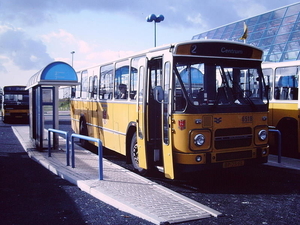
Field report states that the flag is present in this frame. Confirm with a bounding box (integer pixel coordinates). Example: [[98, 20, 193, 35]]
[[240, 22, 248, 40]]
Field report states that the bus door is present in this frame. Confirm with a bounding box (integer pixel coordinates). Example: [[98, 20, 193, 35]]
[[161, 56, 174, 179], [136, 57, 148, 169], [148, 56, 174, 179]]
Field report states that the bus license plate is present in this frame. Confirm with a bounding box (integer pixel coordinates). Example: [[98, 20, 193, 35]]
[[223, 160, 244, 168]]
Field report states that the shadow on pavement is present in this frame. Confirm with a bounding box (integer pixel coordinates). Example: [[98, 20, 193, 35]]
[[0, 151, 87, 225]]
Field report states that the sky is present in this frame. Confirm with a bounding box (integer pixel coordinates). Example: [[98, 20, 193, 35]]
[[0, 0, 299, 87]]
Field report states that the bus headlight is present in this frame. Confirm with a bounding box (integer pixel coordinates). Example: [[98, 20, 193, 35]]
[[258, 129, 267, 141], [194, 134, 205, 146]]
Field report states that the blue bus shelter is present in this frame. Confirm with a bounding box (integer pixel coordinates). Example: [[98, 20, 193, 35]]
[[26, 62, 78, 150]]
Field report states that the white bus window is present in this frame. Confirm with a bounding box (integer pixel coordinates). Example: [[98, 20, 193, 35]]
[[262, 68, 273, 100], [88, 76, 93, 99], [93, 76, 98, 100], [130, 57, 143, 100], [81, 70, 88, 99], [274, 66, 299, 100], [100, 64, 113, 100], [75, 71, 82, 98], [89, 75, 98, 100], [115, 61, 129, 99]]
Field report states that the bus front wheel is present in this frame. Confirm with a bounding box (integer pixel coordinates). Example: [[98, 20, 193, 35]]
[[130, 133, 147, 175]]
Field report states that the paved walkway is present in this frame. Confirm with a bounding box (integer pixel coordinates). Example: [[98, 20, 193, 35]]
[[12, 126, 221, 225], [267, 154, 300, 171]]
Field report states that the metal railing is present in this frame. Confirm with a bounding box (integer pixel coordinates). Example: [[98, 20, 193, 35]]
[[70, 133, 103, 180], [48, 129, 70, 166], [269, 128, 282, 163]]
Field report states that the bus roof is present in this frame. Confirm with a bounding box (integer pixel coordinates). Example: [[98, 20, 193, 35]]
[[76, 39, 263, 72]]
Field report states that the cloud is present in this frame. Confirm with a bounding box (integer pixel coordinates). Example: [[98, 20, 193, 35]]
[[0, 0, 298, 30], [0, 26, 53, 71], [230, 0, 268, 19], [0, 0, 241, 30], [42, 29, 93, 54], [0, 0, 297, 74]]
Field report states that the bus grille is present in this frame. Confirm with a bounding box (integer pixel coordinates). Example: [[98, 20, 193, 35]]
[[214, 127, 252, 149]]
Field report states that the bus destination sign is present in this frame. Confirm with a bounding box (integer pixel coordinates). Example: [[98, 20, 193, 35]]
[[175, 42, 263, 60]]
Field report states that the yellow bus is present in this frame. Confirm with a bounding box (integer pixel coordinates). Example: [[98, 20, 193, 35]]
[[262, 61, 300, 158], [70, 40, 269, 179], [1, 85, 29, 123]]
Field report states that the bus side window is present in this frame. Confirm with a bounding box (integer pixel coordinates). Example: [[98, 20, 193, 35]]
[[275, 68, 299, 100], [88, 76, 98, 99], [93, 76, 98, 100], [262, 68, 273, 100], [75, 71, 82, 98], [115, 62, 129, 100], [100, 64, 113, 100], [88, 76, 93, 99], [130, 66, 138, 100], [81, 71, 88, 99]]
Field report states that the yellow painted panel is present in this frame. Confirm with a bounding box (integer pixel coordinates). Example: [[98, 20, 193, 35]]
[[162, 121, 175, 179], [269, 102, 299, 126]]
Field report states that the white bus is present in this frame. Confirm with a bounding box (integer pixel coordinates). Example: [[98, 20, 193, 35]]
[[262, 61, 300, 158]]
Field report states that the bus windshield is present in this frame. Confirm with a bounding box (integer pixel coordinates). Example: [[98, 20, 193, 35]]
[[174, 58, 268, 112], [4, 93, 29, 105]]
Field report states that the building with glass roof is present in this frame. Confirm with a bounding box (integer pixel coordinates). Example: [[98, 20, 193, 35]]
[[192, 2, 300, 62]]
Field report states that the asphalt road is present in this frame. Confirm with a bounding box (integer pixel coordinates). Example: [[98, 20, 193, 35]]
[[0, 121, 152, 225], [1, 114, 300, 225]]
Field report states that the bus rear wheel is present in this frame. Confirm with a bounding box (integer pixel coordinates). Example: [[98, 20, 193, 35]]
[[130, 133, 147, 175]]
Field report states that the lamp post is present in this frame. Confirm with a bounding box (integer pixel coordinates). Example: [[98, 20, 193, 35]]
[[70, 51, 75, 67], [146, 14, 164, 47]]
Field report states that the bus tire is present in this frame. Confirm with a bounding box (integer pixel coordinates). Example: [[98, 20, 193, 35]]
[[130, 133, 147, 175], [79, 118, 89, 148]]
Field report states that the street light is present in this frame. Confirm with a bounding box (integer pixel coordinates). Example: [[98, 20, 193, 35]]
[[146, 14, 164, 47], [70, 51, 75, 67]]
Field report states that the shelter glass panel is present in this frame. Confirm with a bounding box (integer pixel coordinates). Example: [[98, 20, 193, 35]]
[[286, 41, 300, 51], [274, 34, 289, 44], [271, 8, 286, 20], [265, 26, 279, 37], [286, 4, 300, 17], [282, 51, 299, 62], [290, 31, 300, 41], [206, 30, 215, 39], [247, 16, 259, 26], [258, 12, 272, 23], [260, 37, 274, 47], [213, 27, 225, 39], [255, 22, 268, 31], [278, 23, 294, 34], [282, 14, 298, 25]]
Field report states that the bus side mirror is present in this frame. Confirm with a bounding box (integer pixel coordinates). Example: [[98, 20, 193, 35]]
[[153, 86, 164, 103]]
